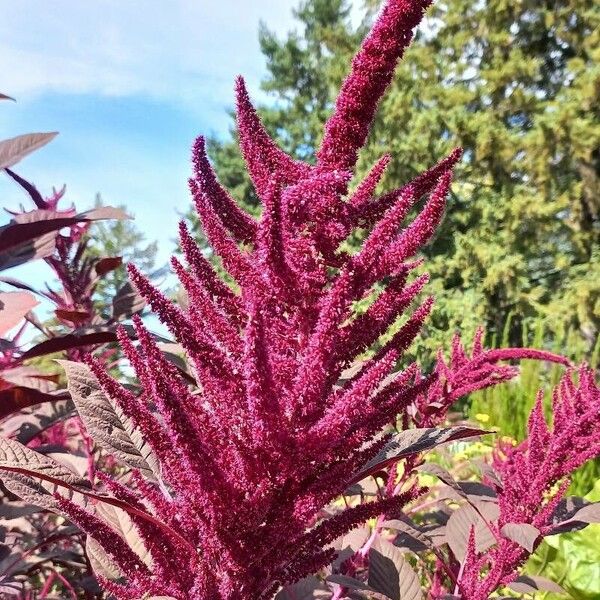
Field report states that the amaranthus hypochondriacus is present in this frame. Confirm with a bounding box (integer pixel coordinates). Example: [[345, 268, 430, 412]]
[[0, 1, 596, 599]]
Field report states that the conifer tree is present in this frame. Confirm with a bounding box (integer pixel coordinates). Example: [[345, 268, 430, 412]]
[[86, 194, 158, 309]]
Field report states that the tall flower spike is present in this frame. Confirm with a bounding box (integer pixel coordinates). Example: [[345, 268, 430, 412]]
[[191, 136, 257, 244], [379, 171, 452, 275], [190, 180, 265, 293], [339, 271, 429, 362], [177, 220, 244, 324], [354, 147, 463, 228], [171, 255, 243, 356], [317, 0, 433, 170], [235, 76, 311, 198], [349, 154, 392, 208], [54, 496, 154, 595]]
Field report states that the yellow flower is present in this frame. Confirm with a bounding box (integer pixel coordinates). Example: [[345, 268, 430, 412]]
[[475, 413, 490, 423]]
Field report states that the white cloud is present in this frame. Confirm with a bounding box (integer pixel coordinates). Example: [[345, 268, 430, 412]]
[[0, 0, 300, 107]]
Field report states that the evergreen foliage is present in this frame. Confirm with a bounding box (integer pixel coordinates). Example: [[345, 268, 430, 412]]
[[85, 194, 158, 310]]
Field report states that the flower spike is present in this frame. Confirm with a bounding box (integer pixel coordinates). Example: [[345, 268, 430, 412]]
[[317, 0, 434, 170], [36, 1, 586, 598], [235, 76, 311, 198]]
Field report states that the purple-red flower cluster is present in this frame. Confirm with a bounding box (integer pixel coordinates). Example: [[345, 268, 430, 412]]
[[41, 1, 580, 599], [458, 367, 600, 598]]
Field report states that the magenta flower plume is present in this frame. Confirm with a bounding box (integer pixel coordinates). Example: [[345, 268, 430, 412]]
[[235, 76, 311, 197], [192, 135, 258, 244], [317, 0, 434, 171], [47, 2, 570, 599], [458, 367, 600, 599]]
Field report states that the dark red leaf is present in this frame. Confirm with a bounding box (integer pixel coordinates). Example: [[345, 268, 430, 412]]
[[0, 450, 194, 553], [509, 575, 565, 594], [549, 497, 600, 533], [349, 427, 489, 486], [0, 206, 129, 255], [112, 280, 146, 320], [94, 256, 122, 276], [80, 206, 129, 221], [275, 576, 330, 599], [0, 230, 56, 271], [369, 536, 422, 600], [4, 168, 46, 208], [326, 575, 392, 600], [0, 276, 40, 295], [382, 517, 435, 553], [21, 331, 117, 360], [0, 386, 69, 420], [500, 523, 540, 552], [0, 366, 60, 391], [55, 308, 92, 325], [6, 400, 74, 444], [10, 208, 74, 224], [415, 463, 463, 493], [446, 503, 500, 562]]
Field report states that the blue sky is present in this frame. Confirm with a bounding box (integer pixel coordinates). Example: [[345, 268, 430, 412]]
[[0, 0, 330, 268]]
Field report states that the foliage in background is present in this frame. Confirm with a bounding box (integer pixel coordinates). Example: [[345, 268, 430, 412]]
[[85, 194, 158, 313], [196, 0, 599, 354]]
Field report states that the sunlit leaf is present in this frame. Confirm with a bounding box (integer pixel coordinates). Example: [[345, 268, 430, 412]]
[[500, 523, 540, 553], [369, 535, 423, 600], [0, 132, 58, 169], [59, 360, 159, 480], [509, 575, 565, 594], [446, 503, 499, 562], [349, 427, 488, 485], [0, 291, 38, 336]]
